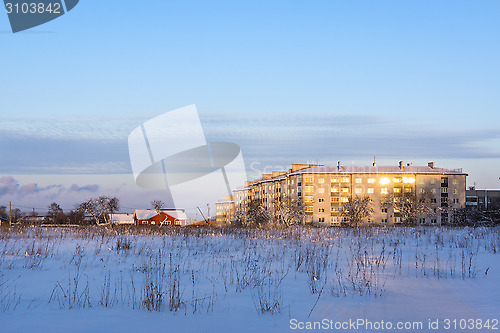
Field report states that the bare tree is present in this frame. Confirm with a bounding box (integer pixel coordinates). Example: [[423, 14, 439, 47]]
[[340, 196, 373, 227], [151, 200, 167, 225], [10, 208, 24, 224], [47, 202, 65, 224], [0, 206, 8, 222], [244, 198, 271, 227], [381, 189, 436, 226], [77, 196, 120, 225], [66, 210, 85, 225], [274, 195, 305, 226]]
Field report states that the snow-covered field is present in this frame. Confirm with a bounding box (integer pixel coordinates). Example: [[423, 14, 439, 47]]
[[0, 226, 498, 333]]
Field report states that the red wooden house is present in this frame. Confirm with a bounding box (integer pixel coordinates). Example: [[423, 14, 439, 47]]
[[133, 209, 187, 226]]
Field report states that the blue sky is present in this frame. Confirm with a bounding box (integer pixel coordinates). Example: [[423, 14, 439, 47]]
[[1, 0, 500, 212]]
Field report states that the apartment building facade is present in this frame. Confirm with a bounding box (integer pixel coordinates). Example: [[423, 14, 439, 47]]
[[217, 161, 467, 226], [215, 195, 235, 225]]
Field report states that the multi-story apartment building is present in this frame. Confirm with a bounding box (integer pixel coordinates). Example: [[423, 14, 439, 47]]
[[216, 161, 467, 226], [215, 195, 235, 225]]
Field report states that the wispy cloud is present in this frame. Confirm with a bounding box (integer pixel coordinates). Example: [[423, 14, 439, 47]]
[[0, 115, 147, 142], [0, 176, 99, 200], [0, 133, 131, 174], [68, 184, 100, 192], [201, 113, 500, 163], [2, 112, 500, 176]]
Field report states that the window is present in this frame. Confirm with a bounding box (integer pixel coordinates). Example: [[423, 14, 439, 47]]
[[419, 178, 425, 184], [380, 178, 390, 185], [431, 189, 436, 193], [394, 188, 401, 193], [305, 196, 313, 202], [381, 218, 388, 223], [305, 177, 313, 183], [331, 206, 338, 212], [431, 179, 436, 184], [453, 179, 458, 185], [381, 208, 388, 213], [331, 177, 339, 183], [355, 178, 362, 184], [368, 178, 375, 184], [367, 188, 374, 194], [340, 197, 349, 203], [318, 198, 324, 203], [318, 208, 325, 213], [441, 187, 448, 193], [395, 217, 402, 223], [381, 188, 388, 194], [403, 176, 415, 184], [306, 206, 313, 212], [420, 189, 425, 193], [431, 218, 437, 224], [453, 198, 459, 204], [441, 197, 448, 203], [331, 216, 340, 223], [342, 187, 349, 193], [331, 187, 339, 193], [331, 197, 339, 203], [431, 198, 437, 203], [305, 186, 313, 193], [318, 188, 325, 194], [318, 217, 325, 222], [318, 178, 325, 183], [355, 188, 363, 194], [453, 189, 458, 194], [419, 218, 426, 224], [393, 178, 401, 183]]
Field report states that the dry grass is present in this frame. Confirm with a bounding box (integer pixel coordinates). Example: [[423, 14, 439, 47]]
[[0, 225, 498, 315]]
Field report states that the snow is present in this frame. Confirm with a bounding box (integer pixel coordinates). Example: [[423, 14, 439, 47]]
[[0, 226, 498, 333]]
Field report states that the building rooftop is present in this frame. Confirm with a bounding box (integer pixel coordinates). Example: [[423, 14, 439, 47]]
[[295, 165, 467, 175]]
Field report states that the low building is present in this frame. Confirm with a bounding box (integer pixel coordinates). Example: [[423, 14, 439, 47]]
[[215, 195, 235, 225], [109, 213, 135, 225], [466, 187, 500, 211], [133, 209, 188, 226]]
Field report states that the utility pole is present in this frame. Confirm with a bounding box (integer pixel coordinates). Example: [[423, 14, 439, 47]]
[[207, 204, 210, 223], [9, 201, 12, 226]]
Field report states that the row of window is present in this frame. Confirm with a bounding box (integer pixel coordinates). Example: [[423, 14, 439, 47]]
[[318, 216, 439, 224], [303, 176, 460, 185], [306, 196, 460, 204], [304, 187, 460, 195]]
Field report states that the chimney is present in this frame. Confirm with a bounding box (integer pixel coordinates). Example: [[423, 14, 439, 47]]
[[399, 161, 403, 170], [338, 161, 341, 171], [428, 162, 435, 169]]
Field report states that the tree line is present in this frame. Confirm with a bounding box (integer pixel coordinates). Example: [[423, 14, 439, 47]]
[[231, 191, 499, 228], [0, 196, 120, 225]]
